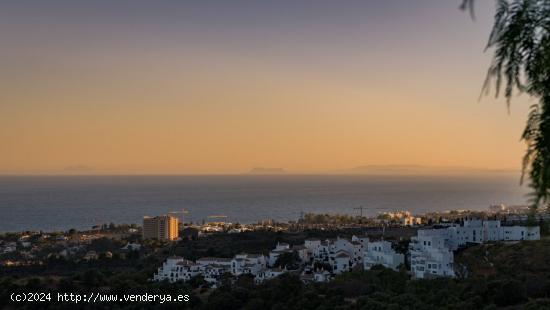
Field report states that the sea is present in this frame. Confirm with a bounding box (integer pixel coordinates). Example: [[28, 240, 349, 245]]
[[0, 174, 529, 232]]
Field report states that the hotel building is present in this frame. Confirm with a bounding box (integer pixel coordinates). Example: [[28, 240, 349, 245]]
[[143, 215, 179, 241]]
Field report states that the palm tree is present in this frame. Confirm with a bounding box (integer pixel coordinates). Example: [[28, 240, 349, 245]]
[[464, 0, 550, 210]]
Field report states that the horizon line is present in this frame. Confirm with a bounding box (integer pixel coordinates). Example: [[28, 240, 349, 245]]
[[0, 171, 523, 177]]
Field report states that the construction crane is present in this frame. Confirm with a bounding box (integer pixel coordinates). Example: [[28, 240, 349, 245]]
[[354, 206, 366, 217], [168, 209, 189, 225]]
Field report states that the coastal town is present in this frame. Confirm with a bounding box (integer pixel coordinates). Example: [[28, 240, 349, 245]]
[[1, 204, 550, 309], [0, 204, 546, 278]]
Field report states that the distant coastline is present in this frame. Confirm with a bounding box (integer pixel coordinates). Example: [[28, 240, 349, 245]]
[[247, 167, 286, 175], [0, 164, 520, 176], [347, 165, 519, 176]]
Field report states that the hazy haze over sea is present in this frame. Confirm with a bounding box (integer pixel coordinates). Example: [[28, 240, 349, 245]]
[[0, 174, 528, 232]]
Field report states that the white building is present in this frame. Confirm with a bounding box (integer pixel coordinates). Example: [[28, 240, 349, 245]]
[[155, 256, 235, 284], [331, 237, 355, 258], [502, 225, 540, 241], [231, 253, 267, 276], [332, 251, 351, 274], [446, 219, 484, 250], [351, 235, 369, 249], [177, 260, 202, 281], [153, 256, 201, 283], [255, 268, 285, 283], [196, 257, 232, 267], [363, 240, 404, 271], [316, 237, 363, 270], [402, 216, 422, 226], [121, 242, 142, 251], [409, 220, 541, 279], [304, 239, 321, 251], [380, 210, 422, 226], [483, 220, 502, 241], [313, 270, 331, 282], [409, 231, 455, 279], [155, 252, 279, 286], [313, 241, 330, 262], [203, 264, 231, 285], [304, 235, 369, 273], [447, 220, 541, 249], [351, 235, 369, 265]]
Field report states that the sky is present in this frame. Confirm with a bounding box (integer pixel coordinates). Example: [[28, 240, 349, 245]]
[[0, 0, 535, 175]]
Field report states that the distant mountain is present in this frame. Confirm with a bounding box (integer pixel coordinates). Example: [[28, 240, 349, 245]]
[[248, 167, 286, 175], [350, 165, 517, 175]]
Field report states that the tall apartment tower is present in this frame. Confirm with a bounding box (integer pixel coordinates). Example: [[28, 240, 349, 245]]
[[142, 215, 179, 241]]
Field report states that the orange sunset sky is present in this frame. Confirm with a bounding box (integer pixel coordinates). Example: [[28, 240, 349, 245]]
[[0, 1, 534, 175]]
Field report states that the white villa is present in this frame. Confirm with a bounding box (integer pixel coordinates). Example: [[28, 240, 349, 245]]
[[363, 240, 404, 271], [332, 251, 351, 274], [153, 256, 201, 283], [231, 253, 267, 276], [302, 236, 368, 273], [154, 256, 234, 285]]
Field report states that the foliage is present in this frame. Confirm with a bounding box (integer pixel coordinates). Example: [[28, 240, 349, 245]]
[[273, 251, 301, 269], [466, 0, 550, 209], [300, 213, 360, 225]]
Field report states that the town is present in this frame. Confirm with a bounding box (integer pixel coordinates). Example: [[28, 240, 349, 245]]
[[0, 204, 546, 273], [152, 217, 540, 286], [1, 204, 549, 309]]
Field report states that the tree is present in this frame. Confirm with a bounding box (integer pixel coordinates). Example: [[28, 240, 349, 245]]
[[273, 251, 301, 270], [464, 0, 550, 210]]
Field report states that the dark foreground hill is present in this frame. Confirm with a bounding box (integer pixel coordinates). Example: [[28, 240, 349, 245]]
[[2, 238, 550, 309], [455, 239, 550, 278]]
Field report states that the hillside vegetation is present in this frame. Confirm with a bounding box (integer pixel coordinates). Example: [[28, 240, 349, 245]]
[[2, 237, 550, 309], [456, 238, 550, 278]]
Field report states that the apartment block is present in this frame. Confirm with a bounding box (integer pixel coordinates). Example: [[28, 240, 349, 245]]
[[143, 215, 179, 241]]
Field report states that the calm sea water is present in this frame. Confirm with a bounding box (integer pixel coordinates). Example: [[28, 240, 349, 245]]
[[0, 175, 529, 232]]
